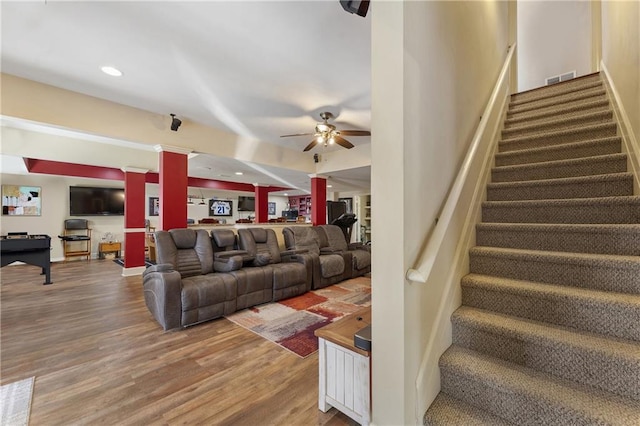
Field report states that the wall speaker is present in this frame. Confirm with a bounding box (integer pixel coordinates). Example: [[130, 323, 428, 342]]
[[339, 0, 370, 17]]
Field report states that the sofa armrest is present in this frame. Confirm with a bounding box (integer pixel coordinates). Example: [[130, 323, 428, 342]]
[[320, 247, 342, 255], [348, 242, 371, 253], [142, 267, 183, 331], [214, 255, 244, 272], [281, 248, 309, 257], [144, 263, 175, 274]]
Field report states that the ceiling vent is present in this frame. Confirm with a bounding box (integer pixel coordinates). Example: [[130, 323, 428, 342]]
[[545, 70, 577, 86]]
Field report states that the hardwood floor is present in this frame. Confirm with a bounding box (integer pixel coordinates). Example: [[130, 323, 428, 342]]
[[0, 260, 355, 425]]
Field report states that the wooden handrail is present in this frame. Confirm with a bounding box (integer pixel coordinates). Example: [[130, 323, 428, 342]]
[[406, 44, 516, 283]]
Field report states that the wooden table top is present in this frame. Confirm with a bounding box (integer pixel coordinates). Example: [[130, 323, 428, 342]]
[[315, 306, 371, 357]]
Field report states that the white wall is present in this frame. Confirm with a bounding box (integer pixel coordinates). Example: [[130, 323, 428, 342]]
[[518, 0, 592, 91], [1, 172, 291, 261], [601, 0, 640, 145], [371, 1, 509, 423]]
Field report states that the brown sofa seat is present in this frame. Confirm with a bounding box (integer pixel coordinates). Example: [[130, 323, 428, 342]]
[[282, 226, 351, 289], [316, 224, 371, 277], [211, 229, 272, 309], [238, 228, 311, 301], [142, 229, 237, 330]]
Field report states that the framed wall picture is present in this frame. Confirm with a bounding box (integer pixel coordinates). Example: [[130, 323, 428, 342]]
[[2, 185, 42, 216], [148, 197, 159, 216], [268, 202, 276, 215], [209, 199, 233, 216]]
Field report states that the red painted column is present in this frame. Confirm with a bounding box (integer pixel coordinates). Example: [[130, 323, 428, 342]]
[[122, 167, 147, 271], [254, 185, 270, 223], [155, 146, 190, 230], [310, 175, 327, 225]]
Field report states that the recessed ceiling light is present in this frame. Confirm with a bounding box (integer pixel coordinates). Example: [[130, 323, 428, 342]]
[[235, 172, 243, 175], [327, 185, 333, 188], [284, 193, 289, 196], [101, 66, 123, 77]]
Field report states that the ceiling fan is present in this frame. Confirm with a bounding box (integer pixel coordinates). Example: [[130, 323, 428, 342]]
[[281, 111, 371, 152]]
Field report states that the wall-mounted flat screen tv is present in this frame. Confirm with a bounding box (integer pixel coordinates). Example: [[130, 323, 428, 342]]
[[70, 186, 125, 216], [237, 196, 255, 212]]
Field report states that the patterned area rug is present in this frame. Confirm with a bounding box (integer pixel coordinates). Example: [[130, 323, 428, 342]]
[[1, 376, 34, 426], [225, 276, 371, 357]]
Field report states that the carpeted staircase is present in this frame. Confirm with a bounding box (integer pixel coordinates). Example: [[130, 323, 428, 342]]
[[424, 72, 640, 425]]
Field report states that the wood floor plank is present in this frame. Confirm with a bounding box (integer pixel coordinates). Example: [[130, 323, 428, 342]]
[[1, 260, 355, 425]]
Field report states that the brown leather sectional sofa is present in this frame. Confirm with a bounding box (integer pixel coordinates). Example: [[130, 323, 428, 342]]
[[142, 225, 371, 331]]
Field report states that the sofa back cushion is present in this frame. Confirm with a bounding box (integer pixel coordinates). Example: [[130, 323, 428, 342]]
[[316, 225, 348, 251], [283, 226, 320, 255], [155, 229, 214, 278], [211, 229, 237, 252], [238, 228, 281, 264]]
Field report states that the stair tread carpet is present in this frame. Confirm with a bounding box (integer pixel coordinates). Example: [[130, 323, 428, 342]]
[[486, 172, 634, 201], [508, 86, 606, 115], [482, 195, 640, 224], [492, 153, 628, 182], [504, 98, 609, 127], [452, 306, 640, 400], [502, 109, 613, 138], [461, 273, 640, 341], [498, 122, 617, 152], [475, 222, 640, 255], [494, 136, 622, 166], [469, 246, 640, 294], [507, 93, 608, 121], [424, 393, 514, 426], [439, 346, 640, 426], [509, 73, 601, 104]]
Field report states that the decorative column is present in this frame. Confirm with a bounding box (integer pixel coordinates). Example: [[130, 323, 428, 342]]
[[254, 185, 270, 223], [154, 145, 191, 230], [310, 174, 327, 225], [121, 167, 148, 276]]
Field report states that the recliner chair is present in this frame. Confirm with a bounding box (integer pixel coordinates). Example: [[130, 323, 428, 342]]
[[282, 226, 352, 289], [237, 228, 312, 301], [316, 224, 371, 278]]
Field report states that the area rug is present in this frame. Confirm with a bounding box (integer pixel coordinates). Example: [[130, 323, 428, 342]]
[[1, 376, 34, 426], [225, 276, 371, 357]]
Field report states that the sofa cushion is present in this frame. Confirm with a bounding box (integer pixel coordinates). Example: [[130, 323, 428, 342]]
[[318, 225, 348, 251], [212, 229, 236, 250], [156, 229, 214, 277], [180, 273, 237, 327], [318, 253, 344, 278], [283, 227, 320, 256], [351, 249, 371, 270], [253, 252, 272, 267]]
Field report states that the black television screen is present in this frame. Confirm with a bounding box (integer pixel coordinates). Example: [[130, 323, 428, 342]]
[[70, 186, 125, 216], [237, 196, 255, 211]]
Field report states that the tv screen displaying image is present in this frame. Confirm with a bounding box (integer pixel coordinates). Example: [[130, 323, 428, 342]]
[[69, 186, 125, 216]]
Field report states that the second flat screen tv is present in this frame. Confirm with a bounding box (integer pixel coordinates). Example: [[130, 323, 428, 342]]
[[237, 196, 255, 211], [69, 186, 125, 216]]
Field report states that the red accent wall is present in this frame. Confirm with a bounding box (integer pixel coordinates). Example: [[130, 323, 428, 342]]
[[311, 177, 327, 225], [123, 171, 146, 268], [159, 151, 188, 230], [254, 186, 269, 223]]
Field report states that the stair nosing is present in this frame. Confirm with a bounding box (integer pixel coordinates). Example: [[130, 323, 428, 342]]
[[504, 99, 609, 126], [492, 153, 627, 173], [500, 122, 617, 145], [509, 80, 604, 107], [502, 109, 613, 135], [494, 136, 621, 160], [486, 172, 633, 190], [482, 195, 640, 208], [469, 246, 640, 266]]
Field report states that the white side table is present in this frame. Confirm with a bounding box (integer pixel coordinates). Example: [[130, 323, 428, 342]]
[[315, 307, 371, 425]]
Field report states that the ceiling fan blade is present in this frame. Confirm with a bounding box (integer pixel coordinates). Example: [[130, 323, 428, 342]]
[[303, 140, 318, 152], [281, 132, 314, 138], [339, 130, 371, 136], [334, 135, 355, 149]]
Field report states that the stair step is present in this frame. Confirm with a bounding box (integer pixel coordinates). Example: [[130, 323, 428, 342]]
[[499, 122, 618, 153], [461, 273, 640, 342], [502, 109, 613, 139], [476, 223, 640, 255], [508, 86, 606, 115], [504, 97, 610, 128], [507, 93, 608, 122], [482, 196, 640, 224], [469, 246, 640, 294], [510, 73, 602, 105], [492, 153, 628, 182], [439, 346, 640, 425], [486, 173, 634, 201], [452, 306, 640, 400], [423, 393, 512, 426], [495, 136, 622, 167]]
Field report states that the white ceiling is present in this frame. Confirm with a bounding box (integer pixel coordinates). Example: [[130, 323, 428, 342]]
[[0, 1, 371, 196]]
